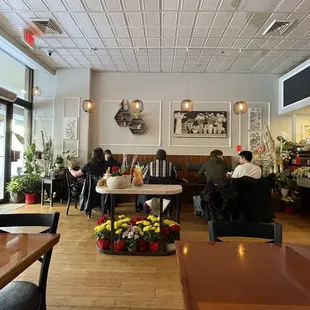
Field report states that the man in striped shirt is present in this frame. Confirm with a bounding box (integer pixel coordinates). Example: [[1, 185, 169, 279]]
[[143, 149, 177, 181]]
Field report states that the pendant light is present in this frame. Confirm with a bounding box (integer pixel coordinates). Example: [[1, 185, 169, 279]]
[[233, 101, 248, 152], [130, 99, 144, 118], [82, 99, 95, 113], [32, 54, 42, 96], [181, 73, 193, 111]]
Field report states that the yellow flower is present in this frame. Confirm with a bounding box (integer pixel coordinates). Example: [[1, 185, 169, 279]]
[[143, 226, 152, 232], [150, 227, 156, 231], [123, 217, 131, 223], [136, 221, 144, 225], [118, 215, 126, 219], [137, 227, 144, 236], [121, 223, 128, 228], [106, 225, 111, 231], [115, 228, 122, 235], [114, 222, 120, 229], [143, 221, 150, 226], [163, 219, 171, 225], [155, 227, 160, 233], [94, 225, 102, 232], [154, 223, 159, 227]]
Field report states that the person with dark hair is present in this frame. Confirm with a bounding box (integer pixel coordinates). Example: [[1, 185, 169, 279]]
[[69, 147, 108, 178], [197, 149, 229, 181], [232, 150, 261, 179], [142, 149, 177, 181], [104, 149, 119, 168]]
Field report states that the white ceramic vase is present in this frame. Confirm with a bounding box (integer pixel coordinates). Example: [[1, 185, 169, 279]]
[[165, 242, 176, 252], [280, 188, 289, 197], [107, 176, 126, 189]]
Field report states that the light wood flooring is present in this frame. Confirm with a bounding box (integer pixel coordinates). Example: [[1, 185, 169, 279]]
[[5, 203, 310, 310]]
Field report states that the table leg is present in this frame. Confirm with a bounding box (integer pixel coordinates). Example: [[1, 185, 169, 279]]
[[176, 194, 181, 224], [110, 194, 115, 253], [159, 195, 165, 252], [101, 194, 105, 216], [41, 180, 44, 206], [50, 181, 53, 207]]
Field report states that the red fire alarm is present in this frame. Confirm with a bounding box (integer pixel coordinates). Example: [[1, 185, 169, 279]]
[[22, 29, 35, 50]]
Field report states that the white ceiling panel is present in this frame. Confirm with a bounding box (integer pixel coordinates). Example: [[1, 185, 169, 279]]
[[0, 0, 307, 72]]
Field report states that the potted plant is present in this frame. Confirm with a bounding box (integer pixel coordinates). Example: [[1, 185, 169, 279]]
[[122, 224, 139, 252], [276, 171, 293, 197], [131, 216, 148, 252], [163, 219, 180, 252], [113, 215, 131, 251], [106, 166, 126, 189], [19, 173, 41, 204], [143, 215, 160, 252], [6, 176, 24, 203], [293, 166, 310, 188], [93, 216, 111, 250]]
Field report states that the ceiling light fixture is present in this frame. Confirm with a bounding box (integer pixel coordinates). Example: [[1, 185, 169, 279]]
[[130, 99, 144, 118], [233, 101, 248, 152], [82, 99, 95, 113], [32, 86, 42, 96], [181, 99, 193, 112]]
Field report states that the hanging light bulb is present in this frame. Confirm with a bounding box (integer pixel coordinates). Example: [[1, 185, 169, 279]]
[[233, 101, 248, 114], [130, 99, 144, 118], [32, 86, 42, 96], [82, 99, 95, 113], [181, 99, 193, 112]]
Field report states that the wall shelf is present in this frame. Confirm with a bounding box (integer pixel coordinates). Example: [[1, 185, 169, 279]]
[[114, 109, 133, 127], [128, 118, 146, 135]]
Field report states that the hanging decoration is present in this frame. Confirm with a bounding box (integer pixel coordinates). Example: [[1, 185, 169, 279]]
[[82, 99, 95, 113], [233, 101, 248, 114], [130, 99, 144, 118], [181, 99, 193, 112], [32, 86, 42, 96]]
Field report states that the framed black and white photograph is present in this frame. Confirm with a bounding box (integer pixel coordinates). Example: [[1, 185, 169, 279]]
[[63, 117, 78, 140], [248, 131, 261, 152], [173, 111, 227, 138], [248, 108, 262, 130]]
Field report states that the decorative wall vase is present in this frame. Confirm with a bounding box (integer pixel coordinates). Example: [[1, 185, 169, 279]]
[[165, 242, 176, 252], [107, 176, 126, 189]]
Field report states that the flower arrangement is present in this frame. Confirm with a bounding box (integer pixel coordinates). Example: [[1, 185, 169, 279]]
[[275, 170, 293, 189], [293, 166, 310, 179], [122, 225, 140, 250], [163, 219, 180, 244], [132, 164, 143, 186], [111, 166, 122, 176]]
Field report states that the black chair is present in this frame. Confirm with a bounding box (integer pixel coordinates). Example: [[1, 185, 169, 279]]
[[208, 220, 282, 243], [65, 171, 84, 216], [0, 212, 60, 310]]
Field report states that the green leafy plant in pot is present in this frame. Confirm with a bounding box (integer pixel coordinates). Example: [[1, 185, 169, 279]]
[[6, 176, 24, 203], [19, 173, 41, 204], [276, 170, 293, 197]]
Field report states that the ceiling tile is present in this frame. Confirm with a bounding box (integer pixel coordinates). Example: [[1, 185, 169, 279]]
[[275, 0, 301, 12], [176, 38, 190, 46], [182, 0, 199, 10], [0, 0, 12, 10], [219, 0, 239, 10], [196, 12, 214, 27], [248, 13, 270, 28], [163, 27, 176, 37], [204, 38, 220, 47], [295, 0, 310, 12], [218, 38, 235, 47], [191, 38, 205, 47], [99, 27, 115, 38], [201, 0, 219, 10], [246, 38, 265, 48], [209, 26, 226, 37], [74, 13, 99, 37], [123, 0, 140, 10], [44, 0, 67, 10], [104, 0, 122, 11], [74, 38, 90, 48], [192, 28, 209, 37], [223, 27, 242, 37], [118, 38, 132, 47], [147, 38, 160, 47], [146, 27, 160, 37], [180, 12, 195, 26], [127, 13, 143, 26], [145, 13, 160, 25], [213, 12, 233, 26], [163, 13, 178, 26], [82, 0, 103, 11], [239, 27, 258, 38], [108, 49, 122, 55], [133, 38, 146, 47], [201, 49, 215, 56], [9, 0, 30, 10], [178, 27, 192, 37], [163, 0, 179, 10], [143, 0, 159, 10], [231, 12, 252, 27], [43, 38, 63, 48], [90, 13, 110, 27], [239, 0, 281, 12], [162, 38, 175, 47], [260, 39, 281, 49], [56, 48, 71, 55], [104, 38, 119, 47], [149, 49, 160, 55], [58, 38, 77, 47], [70, 48, 83, 55], [130, 27, 144, 37], [88, 38, 104, 47], [64, 0, 85, 11], [109, 13, 126, 26], [1, 13, 28, 26], [55, 13, 83, 37], [162, 48, 174, 55]]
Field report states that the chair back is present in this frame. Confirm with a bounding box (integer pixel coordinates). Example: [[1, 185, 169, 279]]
[[0, 213, 60, 298], [208, 220, 282, 243], [147, 176, 175, 185], [187, 163, 203, 171]]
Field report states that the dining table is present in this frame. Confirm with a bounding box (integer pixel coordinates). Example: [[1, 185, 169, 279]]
[[175, 241, 310, 310], [0, 233, 60, 289]]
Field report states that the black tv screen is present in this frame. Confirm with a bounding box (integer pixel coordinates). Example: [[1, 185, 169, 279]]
[[283, 65, 310, 107]]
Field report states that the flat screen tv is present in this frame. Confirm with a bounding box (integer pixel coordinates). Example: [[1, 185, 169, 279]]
[[279, 58, 310, 114]]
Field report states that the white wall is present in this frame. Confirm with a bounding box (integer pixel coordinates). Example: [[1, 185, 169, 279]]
[[91, 72, 284, 156]]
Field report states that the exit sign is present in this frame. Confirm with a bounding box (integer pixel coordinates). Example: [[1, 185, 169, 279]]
[[22, 29, 35, 49]]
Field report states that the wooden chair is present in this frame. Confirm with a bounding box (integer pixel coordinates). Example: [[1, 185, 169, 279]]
[[0, 212, 60, 310], [65, 171, 84, 216], [208, 220, 282, 243]]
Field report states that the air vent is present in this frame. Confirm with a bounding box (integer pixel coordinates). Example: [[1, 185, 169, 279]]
[[263, 19, 295, 36], [30, 18, 62, 35]]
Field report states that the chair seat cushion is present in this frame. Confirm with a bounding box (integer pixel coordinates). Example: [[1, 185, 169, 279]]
[[0, 281, 41, 310]]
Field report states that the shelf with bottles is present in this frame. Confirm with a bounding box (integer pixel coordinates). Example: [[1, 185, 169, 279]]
[[290, 144, 310, 166]]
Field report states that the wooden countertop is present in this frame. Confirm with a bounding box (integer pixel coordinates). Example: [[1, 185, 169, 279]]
[[175, 241, 310, 310], [96, 184, 183, 195], [0, 233, 60, 289]]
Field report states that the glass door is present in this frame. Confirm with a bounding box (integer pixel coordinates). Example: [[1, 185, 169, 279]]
[[0, 104, 6, 200]]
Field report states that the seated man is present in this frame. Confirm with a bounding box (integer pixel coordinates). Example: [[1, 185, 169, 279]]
[[143, 149, 177, 181], [232, 150, 261, 179], [198, 149, 229, 181], [104, 149, 120, 169]]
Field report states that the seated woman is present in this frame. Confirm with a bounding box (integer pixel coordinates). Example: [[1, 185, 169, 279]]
[[69, 147, 108, 217]]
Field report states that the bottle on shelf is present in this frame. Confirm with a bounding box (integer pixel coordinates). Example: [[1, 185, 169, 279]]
[[295, 154, 301, 165]]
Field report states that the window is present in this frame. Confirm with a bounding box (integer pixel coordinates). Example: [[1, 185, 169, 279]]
[[0, 49, 31, 100]]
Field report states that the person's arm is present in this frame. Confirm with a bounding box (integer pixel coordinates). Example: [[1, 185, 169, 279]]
[[197, 163, 207, 178], [69, 168, 84, 178]]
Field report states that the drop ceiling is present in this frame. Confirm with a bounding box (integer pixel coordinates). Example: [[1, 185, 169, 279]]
[[0, 0, 310, 73]]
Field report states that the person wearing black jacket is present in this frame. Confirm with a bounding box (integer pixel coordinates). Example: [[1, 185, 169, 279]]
[[104, 149, 120, 169]]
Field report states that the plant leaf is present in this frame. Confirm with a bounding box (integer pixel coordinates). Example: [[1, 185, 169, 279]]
[[13, 132, 25, 145]]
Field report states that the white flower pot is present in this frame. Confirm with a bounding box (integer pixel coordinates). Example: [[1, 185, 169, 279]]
[[107, 176, 126, 189], [165, 242, 176, 252], [123, 174, 132, 187], [280, 188, 289, 197]]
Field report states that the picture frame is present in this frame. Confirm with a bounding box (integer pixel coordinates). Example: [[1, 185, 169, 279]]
[[248, 131, 262, 152], [63, 117, 78, 140], [248, 108, 262, 130]]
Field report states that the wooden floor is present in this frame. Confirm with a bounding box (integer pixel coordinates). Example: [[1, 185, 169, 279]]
[[5, 203, 310, 310]]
